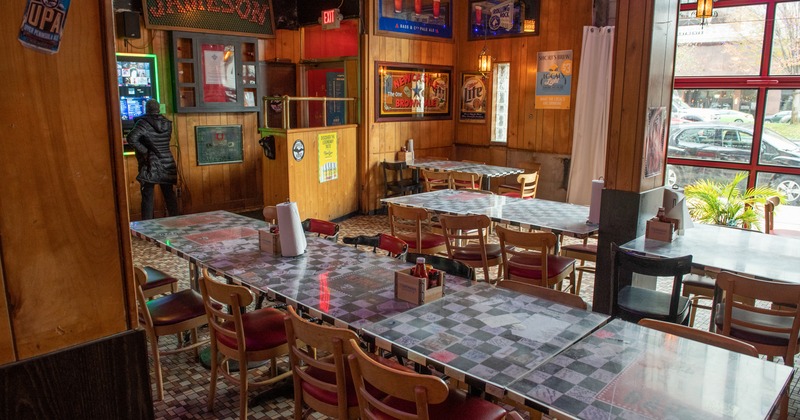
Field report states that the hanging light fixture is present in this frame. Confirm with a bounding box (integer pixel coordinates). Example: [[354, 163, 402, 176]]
[[477, 8, 492, 74], [696, 0, 713, 27]]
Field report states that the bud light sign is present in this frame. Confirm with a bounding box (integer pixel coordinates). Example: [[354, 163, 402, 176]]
[[19, 0, 70, 54]]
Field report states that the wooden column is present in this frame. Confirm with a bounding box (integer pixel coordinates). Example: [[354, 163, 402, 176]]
[[593, 0, 680, 313]]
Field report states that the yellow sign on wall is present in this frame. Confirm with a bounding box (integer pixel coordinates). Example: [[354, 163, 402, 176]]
[[318, 132, 338, 183]]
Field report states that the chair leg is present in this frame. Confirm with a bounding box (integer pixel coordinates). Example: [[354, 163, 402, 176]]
[[207, 346, 218, 411], [151, 336, 164, 402], [239, 360, 249, 420]]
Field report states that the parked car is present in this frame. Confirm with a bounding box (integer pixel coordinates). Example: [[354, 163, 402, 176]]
[[716, 109, 754, 123], [671, 98, 720, 122], [765, 110, 791, 123], [667, 122, 800, 204]]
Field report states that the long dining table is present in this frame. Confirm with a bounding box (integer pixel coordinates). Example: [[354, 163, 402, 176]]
[[132, 211, 792, 418], [406, 158, 525, 190], [382, 189, 598, 239]]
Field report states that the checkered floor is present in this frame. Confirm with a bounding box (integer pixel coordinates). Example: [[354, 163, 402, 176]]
[[134, 212, 800, 419]]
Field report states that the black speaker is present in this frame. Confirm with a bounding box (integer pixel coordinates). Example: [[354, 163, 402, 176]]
[[116, 11, 141, 39]]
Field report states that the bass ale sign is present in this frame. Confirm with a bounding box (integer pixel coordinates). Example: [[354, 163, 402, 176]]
[[144, 0, 275, 38]]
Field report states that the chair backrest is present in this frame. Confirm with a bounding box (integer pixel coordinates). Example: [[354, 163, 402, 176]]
[[611, 244, 692, 321], [284, 305, 360, 419], [133, 266, 154, 327], [764, 195, 780, 234], [495, 225, 556, 287], [405, 252, 475, 279], [422, 169, 452, 192], [199, 269, 254, 354], [497, 280, 587, 310], [343, 233, 409, 259], [638, 318, 758, 357], [302, 218, 340, 240], [450, 171, 483, 190], [347, 338, 449, 420], [516, 172, 539, 199], [389, 204, 429, 253], [716, 271, 800, 358], [263, 206, 278, 224], [439, 214, 493, 280]]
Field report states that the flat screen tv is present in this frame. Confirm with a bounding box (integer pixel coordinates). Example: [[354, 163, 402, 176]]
[[116, 53, 160, 137]]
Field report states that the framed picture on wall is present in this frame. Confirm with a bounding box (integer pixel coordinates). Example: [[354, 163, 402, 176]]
[[196, 125, 244, 165], [467, 0, 541, 40], [375, 0, 453, 42], [376, 62, 452, 122], [459, 72, 489, 123]]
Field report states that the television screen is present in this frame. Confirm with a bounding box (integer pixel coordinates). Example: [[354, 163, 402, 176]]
[[116, 53, 159, 137]]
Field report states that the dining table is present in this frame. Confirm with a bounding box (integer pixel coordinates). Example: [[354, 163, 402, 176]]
[[505, 318, 793, 419], [407, 158, 525, 189]]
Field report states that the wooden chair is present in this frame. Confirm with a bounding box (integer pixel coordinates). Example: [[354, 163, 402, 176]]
[[498, 172, 539, 199], [421, 169, 452, 192], [346, 338, 508, 420], [638, 318, 758, 356], [763, 196, 797, 237], [496, 280, 587, 310], [558, 236, 597, 295], [404, 252, 475, 279], [388, 203, 447, 255], [302, 218, 340, 241], [263, 205, 278, 224], [382, 161, 420, 198], [284, 305, 362, 420], [495, 225, 577, 294], [612, 244, 692, 325], [135, 267, 209, 401], [199, 270, 292, 419], [439, 214, 501, 283], [134, 265, 178, 299], [450, 171, 483, 190], [715, 271, 800, 366], [342, 233, 409, 259]]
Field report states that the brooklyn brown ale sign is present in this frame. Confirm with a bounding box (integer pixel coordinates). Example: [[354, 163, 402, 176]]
[[143, 0, 275, 38]]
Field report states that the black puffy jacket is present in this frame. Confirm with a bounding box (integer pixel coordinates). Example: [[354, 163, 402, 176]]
[[126, 114, 177, 184]]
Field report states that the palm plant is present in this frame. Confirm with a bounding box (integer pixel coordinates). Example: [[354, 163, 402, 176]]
[[683, 172, 784, 231]]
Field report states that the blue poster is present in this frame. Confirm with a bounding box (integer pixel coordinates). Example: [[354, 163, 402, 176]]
[[19, 0, 71, 54], [377, 0, 452, 40], [326, 72, 346, 126], [535, 49, 573, 110]]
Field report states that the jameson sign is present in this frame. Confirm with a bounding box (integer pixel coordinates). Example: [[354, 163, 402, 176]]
[[144, 0, 275, 38]]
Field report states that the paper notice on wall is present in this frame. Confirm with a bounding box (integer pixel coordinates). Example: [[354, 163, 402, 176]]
[[19, 0, 71, 54]]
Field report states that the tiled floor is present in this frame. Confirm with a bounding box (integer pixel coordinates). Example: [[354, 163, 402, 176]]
[[134, 213, 799, 419]]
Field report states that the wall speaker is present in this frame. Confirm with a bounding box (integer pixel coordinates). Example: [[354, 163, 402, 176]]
[[116, 11, 141, 39]]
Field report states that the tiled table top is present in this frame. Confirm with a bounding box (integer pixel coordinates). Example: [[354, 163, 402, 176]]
[[481, 198, 597, 238], [382, 189, 512, 215], [621, 224, 800, 284], [506, 319, 793, 420], [408, 159, 524, 178], [363, 284, 609, 398]]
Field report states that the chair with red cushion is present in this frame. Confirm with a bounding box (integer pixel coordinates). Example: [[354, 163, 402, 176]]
[[135, 265, 178, 299], [347, 338, 508, 420], [450, 171, 483, 190], [559, 236, 597, 295], [496, 225, 577, 294], [199, 269, 292, 420], [343, 233, 409, 260], [439, 214, 502, 283], [135, 267, 209, 401], [421, 169, 452, 192], [388, 203, 447, 255], [303, 218, 340, 241], [498, 172, 539, 199]]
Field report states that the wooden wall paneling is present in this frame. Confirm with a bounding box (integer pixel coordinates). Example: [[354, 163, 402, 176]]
[[0, 253, 15, 364], [1, 0, 129, 359]]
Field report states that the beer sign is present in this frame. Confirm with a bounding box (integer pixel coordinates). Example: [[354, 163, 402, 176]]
[[460, 72, 488, 123], [376, 62, 452, 122], [19, 0, 71, 54]]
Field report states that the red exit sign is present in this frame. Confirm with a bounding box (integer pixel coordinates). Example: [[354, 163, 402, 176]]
[[321, 8, 340, 29]]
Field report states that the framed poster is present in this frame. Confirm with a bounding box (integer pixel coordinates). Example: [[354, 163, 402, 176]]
[[467, 0, 541, 40], [195, 125, 244, 165], [460, 72, 489, 123], [376, 62, 452, 122], [375, 0, 453, 41], [535, 50, 573, 110], [644, 107, 668, 178]]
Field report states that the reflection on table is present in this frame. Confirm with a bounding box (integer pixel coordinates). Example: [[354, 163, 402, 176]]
[[620, 224, 800, 284], [506, 319, 793, 420], [363, 284, 609, 398]]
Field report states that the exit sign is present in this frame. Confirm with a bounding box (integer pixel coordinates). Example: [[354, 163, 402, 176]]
[[321, 8, 340, 30]]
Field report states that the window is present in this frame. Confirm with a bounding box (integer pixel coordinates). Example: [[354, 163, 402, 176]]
[[491, 63, 510, 143]]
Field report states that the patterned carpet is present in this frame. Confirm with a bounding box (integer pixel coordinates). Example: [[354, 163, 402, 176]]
[[133, 212, 799, 419]]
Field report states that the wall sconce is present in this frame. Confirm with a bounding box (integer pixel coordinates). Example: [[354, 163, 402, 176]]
[[523, 19, 536, 33], [478, 46, 492, 73], [696, 0, 713, 27]]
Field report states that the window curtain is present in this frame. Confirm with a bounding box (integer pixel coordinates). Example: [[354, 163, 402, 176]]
[[566, 26, 615, 205]]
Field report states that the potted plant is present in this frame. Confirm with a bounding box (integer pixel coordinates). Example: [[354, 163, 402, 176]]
[[684, 172, 784, 231]]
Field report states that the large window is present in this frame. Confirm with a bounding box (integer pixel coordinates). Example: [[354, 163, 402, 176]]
[[671, 1, 800, 226]]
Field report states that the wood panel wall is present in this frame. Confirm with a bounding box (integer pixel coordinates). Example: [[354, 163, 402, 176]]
[[117, 28, 302, 220], [0, 0, 132, 360]]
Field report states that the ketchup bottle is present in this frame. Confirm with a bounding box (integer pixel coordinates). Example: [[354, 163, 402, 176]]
[[412, 257, 428, 279]]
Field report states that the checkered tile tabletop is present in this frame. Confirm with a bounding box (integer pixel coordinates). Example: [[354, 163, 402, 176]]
[[131, 211, 475, 331], [458, 163, 525, 178], [506, 319, 793, 420], [363, 284, 609, 398], [382, 189, 511, 215], [481, 198, 597, 238], [407, 159, 476, 172]]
